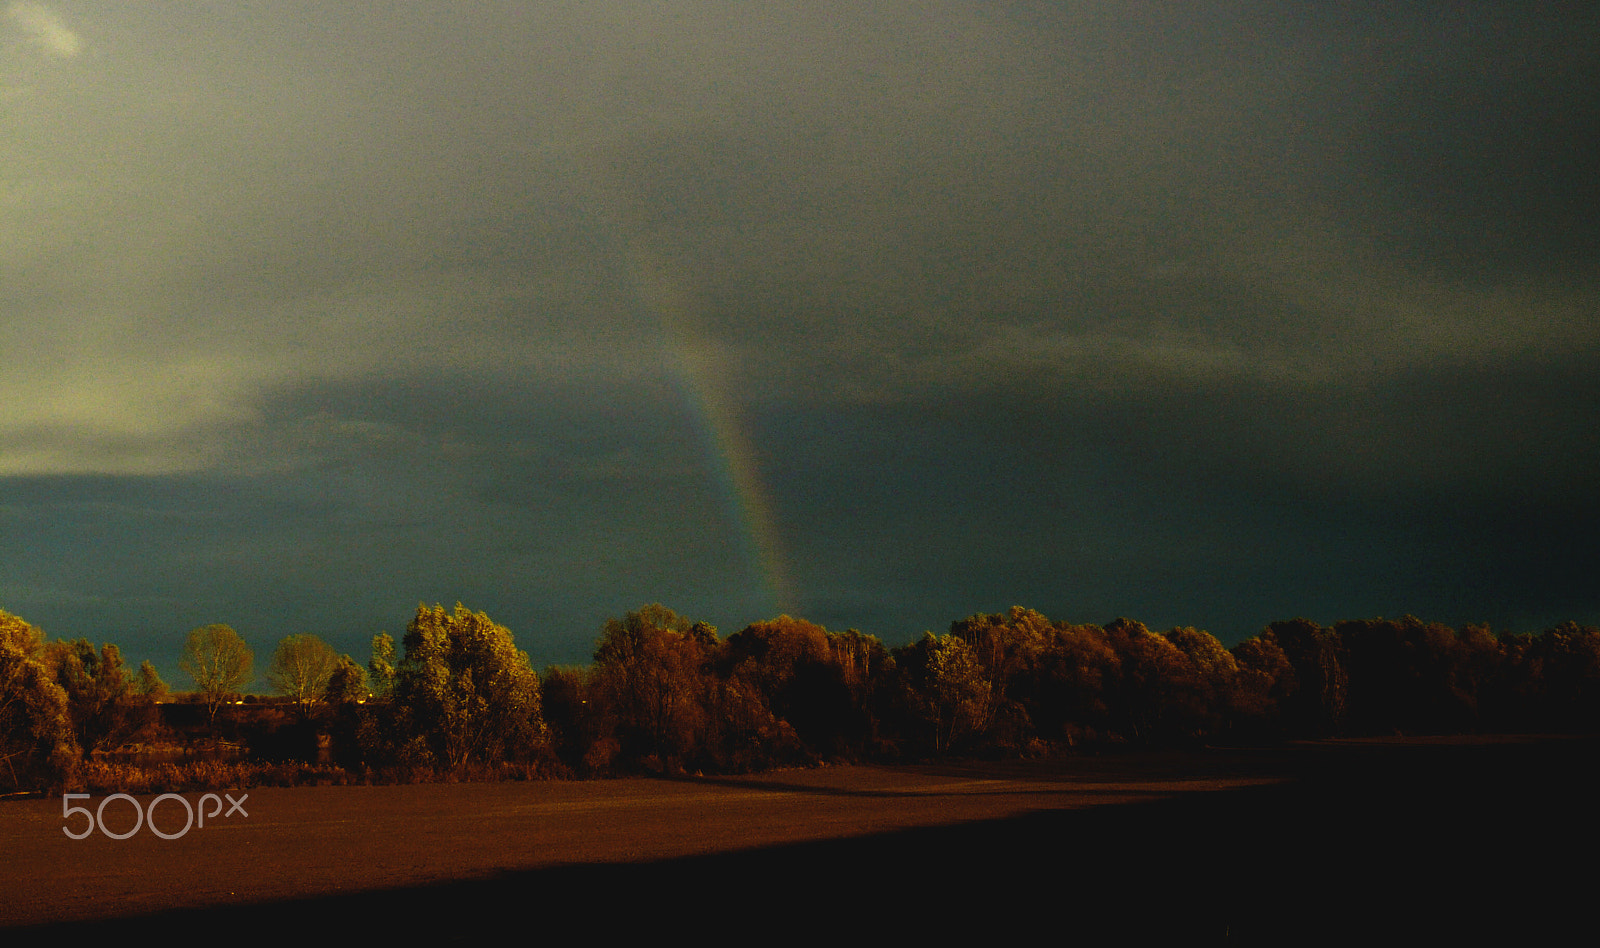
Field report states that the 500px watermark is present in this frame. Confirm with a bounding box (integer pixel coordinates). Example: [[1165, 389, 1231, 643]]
[[62, 792, 249, 840]]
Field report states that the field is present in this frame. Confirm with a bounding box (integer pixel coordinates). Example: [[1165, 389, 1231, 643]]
[[2, 739, 1593, 941]]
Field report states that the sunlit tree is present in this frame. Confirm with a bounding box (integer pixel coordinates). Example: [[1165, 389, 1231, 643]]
[[268, 634, 341, 718], [1160, 626, 1239, 740], [1050, 622, 1120, 743], [895, 632, 992, 752], [368, 632, 396, 698], [180, 624, 255, 726], [326, 654, 369, 705], [394, 604, 544, 772], [137, 660, 170, 702], [0, 610, 76, 789], [591, 604, 717, 768], [950, 607, 1054, 750]]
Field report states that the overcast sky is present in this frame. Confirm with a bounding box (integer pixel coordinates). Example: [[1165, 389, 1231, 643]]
[[4, 2, 1597, 681]]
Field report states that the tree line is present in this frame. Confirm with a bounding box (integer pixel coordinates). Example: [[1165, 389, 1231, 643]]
[[3, 602, 1598, 792]]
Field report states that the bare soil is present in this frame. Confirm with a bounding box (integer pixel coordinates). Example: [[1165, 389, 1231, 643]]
[[1, 740, 1593, 942]]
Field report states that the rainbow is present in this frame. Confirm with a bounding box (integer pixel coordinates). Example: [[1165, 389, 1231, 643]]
[[623, 248, 796, 618]]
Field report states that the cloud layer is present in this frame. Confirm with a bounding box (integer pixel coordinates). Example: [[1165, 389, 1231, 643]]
[[7, 2, 81, 58]]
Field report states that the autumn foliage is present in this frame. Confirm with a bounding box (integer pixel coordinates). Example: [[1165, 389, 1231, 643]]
[[4, 601, 1600, 791]]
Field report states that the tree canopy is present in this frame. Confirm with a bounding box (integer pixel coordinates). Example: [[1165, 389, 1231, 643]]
[[393, 604, 544, 772], [0, 610, 75, 789], [267, 633, 341, 716], [7, 597, 1600, 794], [46, 639, 154, 757], [180, 624, 254, 726]]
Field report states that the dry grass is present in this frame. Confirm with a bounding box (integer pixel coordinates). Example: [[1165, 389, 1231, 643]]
[[62, 759, 357, 795]]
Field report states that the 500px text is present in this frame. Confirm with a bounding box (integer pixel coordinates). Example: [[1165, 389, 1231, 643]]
[[62, 792, 249, 840]]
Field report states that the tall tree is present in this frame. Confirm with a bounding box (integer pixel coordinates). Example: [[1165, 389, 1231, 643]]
[[1101, 617, 1192, 742], [267, 634, 341, 718], [1231, 632, 1294, 736], [949, 607, 1052, 750], [47, 639, 154, 757], [1161, 626, 1239, 741], [591, 604, 717, 768], [895, 632, 991, 752], [368, 633, 397, 698], [0, 610, 76, 789], [326, 655, 369, 705], [137, 660, 170, 701], [1267, 618, 1348, 737], [393, 604, 544, 772], [1023, 621, 1119, 745], [180, 624, 254, 726]]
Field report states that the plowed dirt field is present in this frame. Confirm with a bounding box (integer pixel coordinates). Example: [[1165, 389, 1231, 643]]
[[2, 741, 1591, 941]]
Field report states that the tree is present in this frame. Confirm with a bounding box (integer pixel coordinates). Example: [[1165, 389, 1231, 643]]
[[1231, 632, 1294, 736], [368, 633, 396, 698], [591, 604, 717, 768], [1267, 618, 1347, 737], [1160, 626, 1239, 740], [949, 607, 1054, 751], [137, 660, 170, 701], [326, 654, 369, 705], [1100, 617, 1193, 742], [393, 604, 544, 773], [180, 624, 254, 726], [47, 639, 155, 757], [538, 665, 593, 773], [895, 632, 992, 752], [718, 616, 893, 761], [268, 634, 341, 717], [0, 610, 76, 789], [1023, 621, 1119, 745]]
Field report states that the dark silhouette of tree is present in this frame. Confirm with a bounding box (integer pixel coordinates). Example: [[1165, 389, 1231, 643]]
[[1336, 616, 1488, 734], [46, 639, 156, 757], [819, 628, 891, 758], [326, 654, 369, 705], [319, 655, 370, 769], [1231, 632, 1294, 737], [1449, 623, 1506, 729], [722, 616, 853, 759], [538, 665, 592, 774], [1530, 621, 1600, 730], [1265, 618, 1347, 737]]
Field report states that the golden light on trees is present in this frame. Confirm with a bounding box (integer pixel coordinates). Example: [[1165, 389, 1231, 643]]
[[394, 604, 544, 773], [180, 624, 254, 726], [267, 633, 341, 717]]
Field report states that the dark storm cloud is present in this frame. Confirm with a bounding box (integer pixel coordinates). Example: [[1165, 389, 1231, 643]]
[[1308, 3, 1600, 277], [749, 342, 1600, 637], [4, 3, 1597, 673], [596, 2, 1600, 401]]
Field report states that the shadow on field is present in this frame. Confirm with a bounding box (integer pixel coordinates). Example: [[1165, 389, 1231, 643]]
[[11, 739, 1594, 944]]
